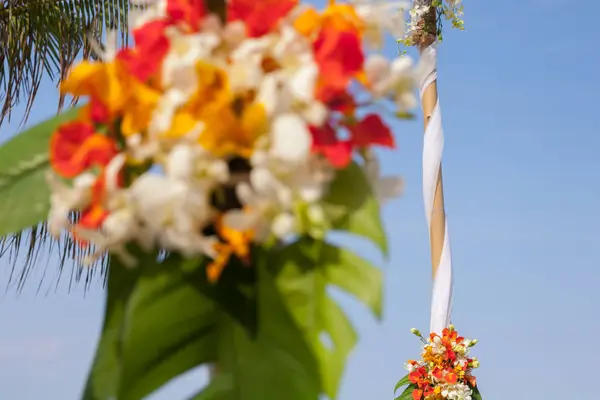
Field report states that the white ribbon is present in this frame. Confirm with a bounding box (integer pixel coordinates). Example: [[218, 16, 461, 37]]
[[418, 44, 453, 335]]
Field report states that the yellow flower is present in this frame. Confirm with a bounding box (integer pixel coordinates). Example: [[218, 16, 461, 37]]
[[121, 80, 162, 137], [180, 62, 268, 158], [62, 59, 160, 137], [199, 97, 267, 158], [294, 0, 365, 38], [61, 60, 131, 116]]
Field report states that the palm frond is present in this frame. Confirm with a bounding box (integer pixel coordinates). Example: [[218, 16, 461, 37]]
[[0, 0, 131, 293]]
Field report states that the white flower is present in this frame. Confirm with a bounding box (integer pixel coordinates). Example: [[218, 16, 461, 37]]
[[269, 114, 312, 164], [288, 62, 319, 104], [228, 37, 273, 91], [126, 133, 160, 162], [364, 54, 417, 112], [46, 172, 96, 237], [161, 29, 221, 93], [75, 206, 139, 268], [165, 143, 229, 186], [353, 0, 410, 48], [129, 173, 216, 257], [224, 173, 293, 241], [363, 154, 403, 204], [443, 383, 473, 400], [129, 0, 168, 29]]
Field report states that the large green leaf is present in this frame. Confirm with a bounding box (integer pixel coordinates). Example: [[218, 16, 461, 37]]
[[213, 258, 321, 400], [322, 161, 388, 256], [0, 106, 80, 238], [271, 238, 383, 398], [394, 374, 410, 395], [187, 373, 234, 400], [117, 259, 219, 400], [182, 252, 322, 400], [471, 385, 483, 400], [83, 250, 259, 400], [395, 383, 417, 400], [82, 251, 143, 400], [84, 247, 321, 400]]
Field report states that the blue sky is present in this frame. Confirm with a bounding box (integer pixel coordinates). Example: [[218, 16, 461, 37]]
[[1, 0, 599, 399]]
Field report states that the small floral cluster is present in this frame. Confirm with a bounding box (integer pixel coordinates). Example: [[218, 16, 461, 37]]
[[405, 326, 479, 400], [46, 0, 417, 280], [400, 0, 464, 47]]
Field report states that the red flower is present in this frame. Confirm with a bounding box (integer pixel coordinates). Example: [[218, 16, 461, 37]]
[[309, 123, 353, 168], [309, 114, 394, 168], [50, 122, 119, 178], [228, 0, 297, 37], [118, 20, 170, 81], [89, 98, 110, 124], [346, 114, 395, 149], [167, 0, 206, 31], [313, 27, 363, 102]]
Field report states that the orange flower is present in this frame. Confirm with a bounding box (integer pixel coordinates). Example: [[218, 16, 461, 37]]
[[445, 371, 458, 384], [207, 216, 254, 283], [228, 0, 298, 37], [412, 389, 423, 400], [72, 164, 124, 247], [50, 122, 119, 178], [294, 1, 365, 38]]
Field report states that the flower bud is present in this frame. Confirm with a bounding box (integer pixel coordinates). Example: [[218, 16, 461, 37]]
[[410, 328, 422, 337], [448, 324, 455, 331], [469, 339, 478, 347]]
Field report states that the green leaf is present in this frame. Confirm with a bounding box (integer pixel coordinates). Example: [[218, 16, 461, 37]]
[[215, 260, 321, 400], [395, 383, 417, 400], [322, 161, 388, 256], [118, 258, 219, 400], [0, 106, 80, 238], [85, 247, 321, 400], [82, 251, 144, 400], [82, 252, 220, 400], [271, 238, 383, 398], [324, 244, 383, 319], [187, 373, 234, 400], [471, 385, 483, 400], [394, 374, 410, 395]]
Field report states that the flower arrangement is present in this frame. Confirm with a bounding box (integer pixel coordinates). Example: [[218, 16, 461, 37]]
[[45, 0, 414, 279], [400, 0, 464, 47], [0, 0, 476, 398], [395, 326, 482, 400], [0, 0, 426, 397]]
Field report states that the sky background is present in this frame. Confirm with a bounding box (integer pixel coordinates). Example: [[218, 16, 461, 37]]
[[1, 0, 599, 399]]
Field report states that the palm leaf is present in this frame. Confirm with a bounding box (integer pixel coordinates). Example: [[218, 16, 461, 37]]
[[0, 0, 132, 292]]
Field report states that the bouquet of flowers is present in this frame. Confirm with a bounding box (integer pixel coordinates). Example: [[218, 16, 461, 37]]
[[45, 0, 415, 274], [395, 326, 482, 400], [0, 0, 430, 399]]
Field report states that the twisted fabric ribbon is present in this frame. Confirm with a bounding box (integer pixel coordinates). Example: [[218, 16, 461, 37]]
[[418, 44, 453, 334]]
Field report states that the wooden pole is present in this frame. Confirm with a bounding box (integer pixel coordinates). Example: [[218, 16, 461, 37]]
[[417, 3, 447, 278]]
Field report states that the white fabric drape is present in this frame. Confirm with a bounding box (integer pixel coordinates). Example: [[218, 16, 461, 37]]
[[418, 44, 453, 335]]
